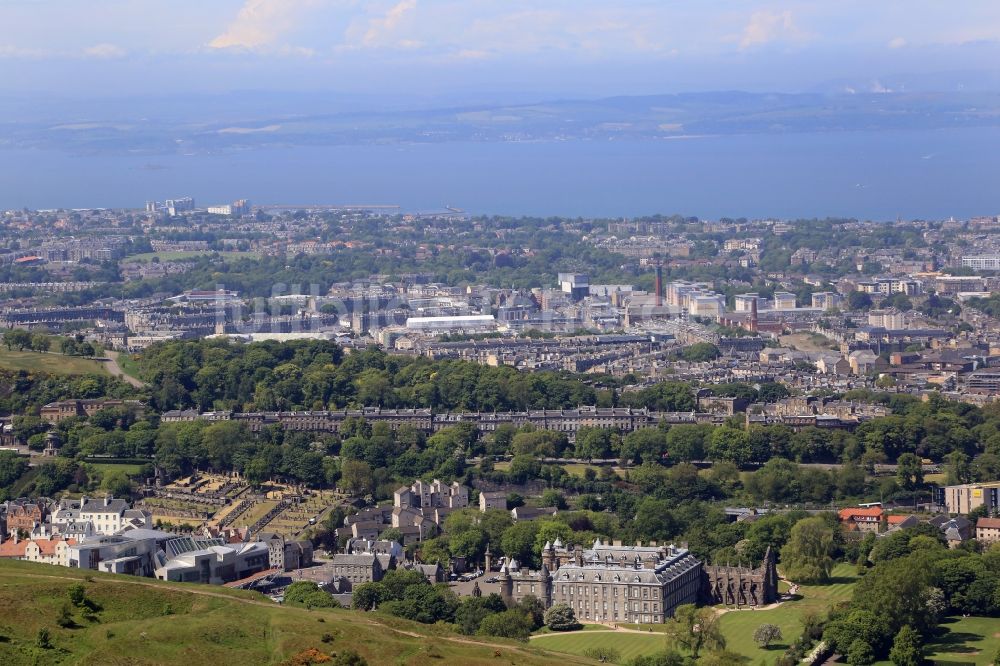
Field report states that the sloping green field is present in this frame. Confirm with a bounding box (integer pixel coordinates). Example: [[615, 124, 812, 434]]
[[0, 349, 109, 375], [0, 560, 588, 666]]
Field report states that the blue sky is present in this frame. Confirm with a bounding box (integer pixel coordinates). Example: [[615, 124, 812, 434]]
[[3, 1, 1000, 97]]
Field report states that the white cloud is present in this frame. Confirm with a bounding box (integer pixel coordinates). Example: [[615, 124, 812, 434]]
[[83, 43, 127, 59], [888, 36, 907, 49], [362, 0, 417, 48], [739, 10, 808, 49], [209, 0, 323, 50], [0, 45, 52, 59]]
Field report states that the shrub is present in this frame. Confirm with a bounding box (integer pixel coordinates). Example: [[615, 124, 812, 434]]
[[754, 623, 783, 648], [544, 603, 581, 631], [36, 628, 52, 649], [56, 604, 75, 629], [68, 583, 87, 607]]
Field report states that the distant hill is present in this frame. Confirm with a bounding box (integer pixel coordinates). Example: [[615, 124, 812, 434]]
[[0, 560, 584, 665], [5, 89, 1000, 156]]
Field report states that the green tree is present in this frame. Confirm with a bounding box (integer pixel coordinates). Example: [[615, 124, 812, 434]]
[[847, 639, 875, 666], [753, 623, 782, 648], [889, 625, 923, 666], [945, 451, 972, 485], [101, 471, 132, 498], [67, 584, 86, 607], [351, 582, 389, 611], [339, 459, 374, 496], [665, 424, 707, 462], [896, 453, 924, 490], [780, 516, 834, 584], [30, 333, 51, 353], [477, 609, 533, 641], [544, 603, 580, 631], [619, 428, 668, 464], [3, 329, 31, 351], [284, 581, 339, 609], [709, 427, 752, 467], [663, 604, 725, 658], [500, 521, 538, 566], [454, 593, 506, 635], [681, 343, 720, 363], [848, 292, 873, 311]]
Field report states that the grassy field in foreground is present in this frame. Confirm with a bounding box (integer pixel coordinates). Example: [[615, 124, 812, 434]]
[[0, 348, 109, 375], [0, 559, 585, 666]]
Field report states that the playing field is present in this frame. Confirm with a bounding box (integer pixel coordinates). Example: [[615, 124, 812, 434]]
[[0, 349, 110, 375]]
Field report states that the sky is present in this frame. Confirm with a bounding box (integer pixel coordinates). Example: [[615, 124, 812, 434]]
[[2, 1, 1000, 99]]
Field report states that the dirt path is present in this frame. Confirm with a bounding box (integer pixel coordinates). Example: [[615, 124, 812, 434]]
[[102, 350, 146, 387], [530, 627, 663, 640]]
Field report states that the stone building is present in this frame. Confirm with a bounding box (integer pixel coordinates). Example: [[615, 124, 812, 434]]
[[499, 540, 703, 624], [701, 547, 778, 607]]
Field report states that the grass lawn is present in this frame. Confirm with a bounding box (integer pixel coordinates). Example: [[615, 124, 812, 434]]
[[238, 500, 279, 527], [923, 616, 1000, 665], [0, 559, 581, 666], [718, 563, 859, 664], [86, 463, 146, 477], [0, 348, 109, 375], [532, 630, 671, 661], [562, 463, 600, 478], [125, 250, 259, 263], [114, 351, 143, 380]]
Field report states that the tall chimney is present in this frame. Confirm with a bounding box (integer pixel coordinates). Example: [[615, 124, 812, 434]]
[[749, 298, 758, 333], [655, 265, 663, 308]]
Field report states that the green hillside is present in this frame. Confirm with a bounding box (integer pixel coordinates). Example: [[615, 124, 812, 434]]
[[0, 560, 588, 666]]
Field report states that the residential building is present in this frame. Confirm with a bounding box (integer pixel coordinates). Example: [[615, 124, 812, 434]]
[[838, 507, 884, 533], [0, 535, 77, 566], [975, 517, 1000, 545], [479, 491, 508, 513], [941, 481, 1000, 516]]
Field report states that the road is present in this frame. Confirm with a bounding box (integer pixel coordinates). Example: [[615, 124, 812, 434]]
[[102, 350, 145, 387]]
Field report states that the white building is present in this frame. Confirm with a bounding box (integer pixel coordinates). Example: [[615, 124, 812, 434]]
[[772, 292, 797, 310], [961, 255, 1000, 271], [405, 314, 496, 333]]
